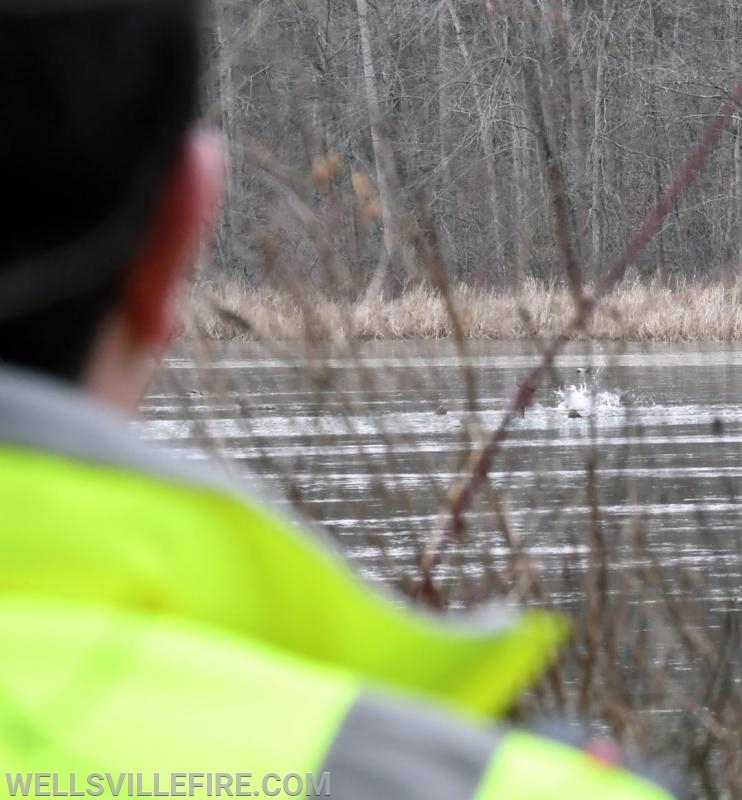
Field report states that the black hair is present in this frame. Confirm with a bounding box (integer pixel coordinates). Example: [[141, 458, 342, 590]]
[[0, 0, 201, 379]]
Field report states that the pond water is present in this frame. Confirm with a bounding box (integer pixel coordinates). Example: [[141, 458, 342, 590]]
[[139, 340, 741, 609]]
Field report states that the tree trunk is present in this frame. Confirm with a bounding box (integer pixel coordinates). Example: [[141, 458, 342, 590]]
[[355, 0, 399, 298], [590, 2, 612, 279], [212, 4, 239, 275], [446, 0, 504, 281]]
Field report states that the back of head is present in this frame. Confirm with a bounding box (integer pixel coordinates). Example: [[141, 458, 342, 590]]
[[0, 0, 201, 380]]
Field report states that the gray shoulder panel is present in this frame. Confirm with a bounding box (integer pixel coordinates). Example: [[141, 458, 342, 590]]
[[318, 692, 498, 799], [0, 364, 224, 489]]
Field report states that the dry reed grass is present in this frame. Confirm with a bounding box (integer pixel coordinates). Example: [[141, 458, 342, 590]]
[[189, 274, 742, 343]]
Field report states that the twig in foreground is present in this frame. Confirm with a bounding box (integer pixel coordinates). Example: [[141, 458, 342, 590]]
[[416, 81, 742, 602]]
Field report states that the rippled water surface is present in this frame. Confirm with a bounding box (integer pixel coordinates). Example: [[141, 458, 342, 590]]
[[140, 340, 741, 606]]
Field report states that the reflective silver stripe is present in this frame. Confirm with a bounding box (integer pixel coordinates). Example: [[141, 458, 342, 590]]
[[319, 692, 498, 799]]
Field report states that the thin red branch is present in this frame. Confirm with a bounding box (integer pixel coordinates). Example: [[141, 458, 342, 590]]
[[416, 82, 742, 602]]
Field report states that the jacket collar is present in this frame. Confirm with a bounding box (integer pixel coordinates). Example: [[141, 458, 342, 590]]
[[0, 363, 219, 488]]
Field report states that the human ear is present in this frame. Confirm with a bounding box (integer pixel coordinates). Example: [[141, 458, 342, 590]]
[[120, 129, 223, 348]]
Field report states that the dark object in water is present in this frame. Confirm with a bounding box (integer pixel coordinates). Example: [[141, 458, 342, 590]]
[[568, 409, 582, 419], [435, 404, 448, 416], [516, 379, 536, 418]]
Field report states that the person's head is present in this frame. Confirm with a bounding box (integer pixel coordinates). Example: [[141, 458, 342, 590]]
[[0, 0, 221, 409]]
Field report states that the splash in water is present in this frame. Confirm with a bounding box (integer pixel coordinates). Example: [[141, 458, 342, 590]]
[[555, 383, 622, 416]]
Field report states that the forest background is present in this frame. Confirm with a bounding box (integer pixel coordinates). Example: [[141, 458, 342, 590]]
[[195, 0, 742, 343]]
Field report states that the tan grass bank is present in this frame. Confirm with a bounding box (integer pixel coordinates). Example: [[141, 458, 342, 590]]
[[189, 276, 742, 343]]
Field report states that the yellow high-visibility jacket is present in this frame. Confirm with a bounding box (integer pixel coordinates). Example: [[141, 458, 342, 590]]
[[0, 367, 674, 798]]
